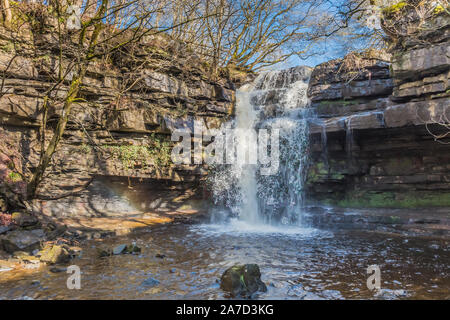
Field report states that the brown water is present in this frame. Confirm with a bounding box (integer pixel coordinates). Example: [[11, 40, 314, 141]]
[[0, 220, 449, 300]]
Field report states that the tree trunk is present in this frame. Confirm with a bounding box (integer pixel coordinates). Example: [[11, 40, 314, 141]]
[[27, 69, 86, 199], [1, 0, 12, 26]]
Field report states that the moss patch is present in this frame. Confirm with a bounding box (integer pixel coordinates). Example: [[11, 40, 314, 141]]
[[306, 160, 348, 185], [382, 1, 407, 15], [103, 134, 171, 170], [336, 191, 450, 208]]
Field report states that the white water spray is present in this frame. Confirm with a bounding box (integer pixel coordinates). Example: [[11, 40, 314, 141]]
[[209, 66, 313, 226]]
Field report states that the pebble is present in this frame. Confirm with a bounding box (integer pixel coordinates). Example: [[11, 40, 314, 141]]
[[141, 277, 160, 287]]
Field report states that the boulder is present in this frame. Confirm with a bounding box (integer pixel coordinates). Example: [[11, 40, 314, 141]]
[[0, 229, 45, 253], [220, 264, 267, 297]]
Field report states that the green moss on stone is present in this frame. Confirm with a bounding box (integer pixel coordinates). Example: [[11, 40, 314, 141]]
[[8, 171, 22, 182], [382, 1, 407, 15], [336, 191, 450, 208]]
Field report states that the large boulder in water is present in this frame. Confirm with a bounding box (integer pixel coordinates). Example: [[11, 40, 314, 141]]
[[220, 264, 267, 297]]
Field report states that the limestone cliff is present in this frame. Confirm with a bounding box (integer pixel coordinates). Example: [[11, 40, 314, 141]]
[[0, 26, 242, 217], [306, 11, 450, 208]]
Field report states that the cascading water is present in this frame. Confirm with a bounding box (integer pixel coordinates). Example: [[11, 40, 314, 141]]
[[209, 66, 313, 226]]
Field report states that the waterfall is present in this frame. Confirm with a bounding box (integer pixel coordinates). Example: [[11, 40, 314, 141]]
[[209, 66, 313, 226]]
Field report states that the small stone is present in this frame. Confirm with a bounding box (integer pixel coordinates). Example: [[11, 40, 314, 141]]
[[155, 253, 166, 259], [113, 244, 127, 255], [13, 251, 40, 264], [169, 268, 176, 273], [97, 248, 112, 258], [11, 212, 40, 229], [125, 243, 141, 254], [141, 277, 160, 287], [50, 266, 67, 273]]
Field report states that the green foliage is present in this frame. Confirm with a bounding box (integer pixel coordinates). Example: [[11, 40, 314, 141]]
[[8, 171, 22, 182], [382, 1, 407, 15], [104, 133, 172, 170], [148, 133, 172, 168], [0, 42, 14, 53], [307, 162, 328, 184], [79, 143, 92, 154], [433, 4, 445, 14]]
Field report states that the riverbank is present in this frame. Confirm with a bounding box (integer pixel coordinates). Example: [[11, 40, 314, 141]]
[[0, 202, 209, 278], [1, 204, 448, 284]]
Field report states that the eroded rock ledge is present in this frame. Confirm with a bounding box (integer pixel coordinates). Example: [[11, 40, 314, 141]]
[[306, 12, 450, 209], [0, 25, 247, 219]]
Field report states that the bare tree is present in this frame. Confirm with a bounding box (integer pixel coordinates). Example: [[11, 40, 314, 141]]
[[0, 0, 215, 200]]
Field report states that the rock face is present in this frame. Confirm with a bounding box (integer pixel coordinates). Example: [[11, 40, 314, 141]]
[[0, 25, 244, 218], [220, 264, 267, 298], [306, 11, 450, 208]]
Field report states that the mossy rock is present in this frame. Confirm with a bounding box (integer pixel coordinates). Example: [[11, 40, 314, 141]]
[[382, 1, 407, 15], [220, 264, 267, 298], [39, 244, 71, 264]]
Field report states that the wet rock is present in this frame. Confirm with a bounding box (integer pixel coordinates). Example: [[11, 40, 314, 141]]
[[50, 266, 67, 273], [38, 244, 71, 264], [126, 243, 141, 254], [0, 266, 13, 272], [44, 224, 68, 240], [141, 277, 160, 287], [31, 280, 40, 286], [97, 248, 112, 258], [0, 226, 10, 235], [374, 288, 408, 299], [112, 243, 141, 255], [0, 259, 14, 272], [220, 264, 267, 298], [113, 244, 127, 255], [0, 229, 45, 253], [13, 251, 40, 264], [11, 212, 40, 229]]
